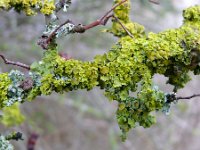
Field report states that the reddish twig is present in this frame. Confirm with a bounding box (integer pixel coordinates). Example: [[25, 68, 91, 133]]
[[42, 0, 128, 49], [0, 54, 30, 70], [49, 0, 128, 36], [112, 14, 134, 38], [83, 0, 128, 30], [176, 94, 200, 100], [100, 0, 128, 21]]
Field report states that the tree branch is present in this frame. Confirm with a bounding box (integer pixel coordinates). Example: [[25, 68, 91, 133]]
[[0, 54, 30, 70], [54, 0, 128, 32], [166, 93, 200, 103], [176, 94, 200, 100], [40, 0, 129, 49], [149, 0, 160, 4], [83, 0, 128, 30]]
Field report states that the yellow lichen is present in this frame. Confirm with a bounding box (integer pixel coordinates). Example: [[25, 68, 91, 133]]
[[0, 0, 55, 15]]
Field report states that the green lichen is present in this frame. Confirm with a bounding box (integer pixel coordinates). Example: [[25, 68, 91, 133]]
[[0, 2, 199, 141], [0, 0, 55, 15]]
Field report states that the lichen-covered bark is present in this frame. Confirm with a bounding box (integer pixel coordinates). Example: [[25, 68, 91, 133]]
[[0, 0, 200, 140]]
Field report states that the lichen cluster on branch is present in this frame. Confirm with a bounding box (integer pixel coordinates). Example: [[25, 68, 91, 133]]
[[0, 0, 200, 141], [0, 0, 55, 15]]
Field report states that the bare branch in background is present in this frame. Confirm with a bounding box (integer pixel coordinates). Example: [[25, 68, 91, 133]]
[[149, 0, 160, 4], [0, 54, 30, 70]]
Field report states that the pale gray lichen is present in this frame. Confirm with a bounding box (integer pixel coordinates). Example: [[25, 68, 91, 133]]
[[0, 136, 14, 150], [55, 23, 75, 38], [43, 24, 59, 36], [29, 72, 41, 87], [6, 70, 25, 106], [5, 70, 42, 106], [43, 22, 75, 39], [8, 70, 24, 86], [162, 93, 177, 115]]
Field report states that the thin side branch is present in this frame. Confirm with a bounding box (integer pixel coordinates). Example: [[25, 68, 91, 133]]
[[83, 0, 128, 30], [0, 54, 30, 70], [112, 14, 134, 38], [42, 0, 128, 48], [176, 94, 200, 100], [99, 0, 128, 23]]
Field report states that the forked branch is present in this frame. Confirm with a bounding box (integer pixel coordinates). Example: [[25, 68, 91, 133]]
[[43, 0, 129, 47], [83, 0, 128, 30]]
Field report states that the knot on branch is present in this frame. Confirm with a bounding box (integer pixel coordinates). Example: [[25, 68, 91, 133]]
[[73, 24, 86, 33], [19, 77, 34, 91], [37, 35, 49, 50]]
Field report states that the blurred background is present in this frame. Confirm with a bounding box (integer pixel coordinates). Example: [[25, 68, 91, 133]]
[[0, 0, 200, 150]]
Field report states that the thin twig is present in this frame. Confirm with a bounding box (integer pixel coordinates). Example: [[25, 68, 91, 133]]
[[99, 0, 128, 23], [112, 14, 134, 38], [83, 0, 128, 30], [0, 54, 30, 70], [176, 94, 200, 100]]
